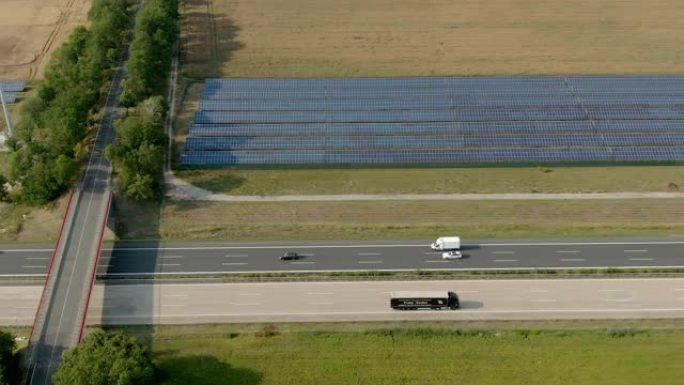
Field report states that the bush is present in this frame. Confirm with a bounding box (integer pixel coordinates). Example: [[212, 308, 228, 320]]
[[606, 329, 646, 338], [255, 324, 280, 338], [0, 175, 8, 202]]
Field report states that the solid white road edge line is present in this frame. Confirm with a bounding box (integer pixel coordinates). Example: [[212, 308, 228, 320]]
[[97, 308, 684, 319]]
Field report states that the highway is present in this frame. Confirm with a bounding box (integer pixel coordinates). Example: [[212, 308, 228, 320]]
[[1, 238, 684, 277], [2, 278, 684, 325]]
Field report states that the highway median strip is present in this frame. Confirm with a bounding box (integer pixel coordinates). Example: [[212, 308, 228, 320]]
[[92, 266, 684, 283]]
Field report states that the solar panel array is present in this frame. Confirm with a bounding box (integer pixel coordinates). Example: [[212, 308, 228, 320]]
[[181, 76, 684, 166], [0, 80, 26, 104]]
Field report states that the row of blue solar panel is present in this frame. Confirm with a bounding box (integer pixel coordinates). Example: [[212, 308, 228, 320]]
[[180, 147, 684, 166], [200, 92, 684, 102], [184, 133, 684, 151], [0, 92, 17, 104], [189, 121, 684, 137], [0, 81, 25, 92], [202, 87, 684, 99], [199, 99, 684, 111], [206, 75, 684, 82], [202, 91, 684, 101], [194, 107, 684, 124]]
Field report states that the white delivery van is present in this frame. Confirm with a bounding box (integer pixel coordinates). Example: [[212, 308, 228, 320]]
[[431, 236, 461, 251]]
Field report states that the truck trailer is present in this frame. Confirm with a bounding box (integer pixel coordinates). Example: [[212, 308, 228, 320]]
[[390, 291, 460, 310], [430, 236, 461, 251]]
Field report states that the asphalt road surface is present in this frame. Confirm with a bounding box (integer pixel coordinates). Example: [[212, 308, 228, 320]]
[[2, 238, 684, 277], [2, 278, 684, 325], [25, 37, 124, 385]]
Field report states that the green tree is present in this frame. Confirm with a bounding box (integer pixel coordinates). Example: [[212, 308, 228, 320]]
[[126, 173, 156, 201], [18, 160, 62, 206], [0, 331, 17, 385], [52, 330, 155, 385], [54, 155, 77, 187]]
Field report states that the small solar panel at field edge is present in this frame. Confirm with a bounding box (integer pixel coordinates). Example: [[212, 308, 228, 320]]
[[0, 92, 17, 104], [0, 81, 26, 92]]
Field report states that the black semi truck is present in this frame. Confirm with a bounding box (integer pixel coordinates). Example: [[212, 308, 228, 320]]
[[390, 291, 460, 310]]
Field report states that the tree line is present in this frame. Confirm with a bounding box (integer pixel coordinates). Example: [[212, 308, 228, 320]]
[[4, 0, 132, 205], [106, 0, 179, 200]]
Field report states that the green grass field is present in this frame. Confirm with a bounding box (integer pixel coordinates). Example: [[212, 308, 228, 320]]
[[111, 198, 684, 241], [152, 323, 684, 385], [175, 166, 684, 195]]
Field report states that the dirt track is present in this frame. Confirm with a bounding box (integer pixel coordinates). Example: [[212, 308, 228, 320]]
[[0, 0, 90, 80]]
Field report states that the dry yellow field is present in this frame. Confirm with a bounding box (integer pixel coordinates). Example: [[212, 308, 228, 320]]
[[180, 0, 684, 78], [0, 0, 91, 81]]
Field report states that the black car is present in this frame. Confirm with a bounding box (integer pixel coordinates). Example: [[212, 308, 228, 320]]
[[280, 252, 300, 260]]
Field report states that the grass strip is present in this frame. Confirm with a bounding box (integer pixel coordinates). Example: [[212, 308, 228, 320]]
[[145, 322, 684, 385], [99, 267, 684, 283], [175, 166, 684, 195]]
